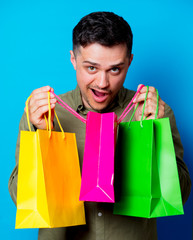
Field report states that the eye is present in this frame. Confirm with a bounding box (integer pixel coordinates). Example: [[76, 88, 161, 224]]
[[88, 66, 96, 72], [111, 67, 120, 73]]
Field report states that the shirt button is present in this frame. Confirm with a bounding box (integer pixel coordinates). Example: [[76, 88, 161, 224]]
[[98, 212, 103, 217]]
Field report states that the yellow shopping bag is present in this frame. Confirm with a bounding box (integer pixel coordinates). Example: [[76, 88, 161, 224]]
[[16, 92, 86, 228]]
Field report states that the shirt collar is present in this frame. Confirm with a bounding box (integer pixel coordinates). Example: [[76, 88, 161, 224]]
[[72, 85, 128, 114]]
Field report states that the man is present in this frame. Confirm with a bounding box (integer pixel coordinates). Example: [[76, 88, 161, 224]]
[[8, 11, 191, 240]]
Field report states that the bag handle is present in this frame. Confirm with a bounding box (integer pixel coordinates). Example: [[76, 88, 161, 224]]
[[127, 86, 159, 127], [25, 92, 65, 139], [117, 84, 145, 124], [51, 91, 87, 124], [52, 86, 146, 125]]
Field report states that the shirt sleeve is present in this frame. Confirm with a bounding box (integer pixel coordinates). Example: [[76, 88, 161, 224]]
[[165, 104, 191, 205], [8, 112, 36, 206]]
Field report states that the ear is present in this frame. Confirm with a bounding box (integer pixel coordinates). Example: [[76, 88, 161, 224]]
[[128, 54, 133, 67], [70, 50, 77, 70]]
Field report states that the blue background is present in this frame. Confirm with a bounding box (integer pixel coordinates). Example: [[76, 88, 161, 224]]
[[0, 0, 192, 239]]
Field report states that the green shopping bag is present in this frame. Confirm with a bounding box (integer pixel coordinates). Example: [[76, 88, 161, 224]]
[[113, 87, 184, 218]]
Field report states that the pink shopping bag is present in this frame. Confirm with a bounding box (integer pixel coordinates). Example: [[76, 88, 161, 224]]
[[52, 86, 143, 203], [79, 112, 117, 202]]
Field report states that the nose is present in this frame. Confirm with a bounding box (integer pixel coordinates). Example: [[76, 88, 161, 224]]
[[97, 72, 109, 89]]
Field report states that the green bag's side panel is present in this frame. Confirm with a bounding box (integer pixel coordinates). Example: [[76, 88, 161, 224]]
[[113, 118, 184, 218], [150, 133, 162, 217], [114, 120, 155, 217], [151, 118, 184, 217]]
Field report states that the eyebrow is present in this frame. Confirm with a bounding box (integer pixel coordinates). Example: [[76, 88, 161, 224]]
[[83, 61, 125, 68]]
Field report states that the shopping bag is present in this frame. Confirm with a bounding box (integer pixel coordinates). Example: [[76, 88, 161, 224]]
[[79, 112, 117, 202], [16, 93, 86, 228], [50, 89, 142, 203], [113, 87, 184, 218]]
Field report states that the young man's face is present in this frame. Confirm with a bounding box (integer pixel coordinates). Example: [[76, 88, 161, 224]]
[[70, 43, 133, 111]]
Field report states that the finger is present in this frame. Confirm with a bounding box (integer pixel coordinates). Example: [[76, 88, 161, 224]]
[[137, 86, 157, 94], [31, 86, 52, 95], [134, 92, 157, 103], [134, 90, 158, 104], [134, 85, 157, 103], [134, 102, 143, 121], [143, 99, 157, 117], [29, 98, 57, 115], [145, 115, 155, 120], [27, 91, 56, 109], [25, 90, 55, 109], [43, 107, 56, 121], [135, 98, 157, 120], [157, 99, 165, 118], [143, 98, 165, 119], [30, 104, 56, 124], [31, 91, 55, 101], [137, 84, 145, 91], [133, 84, 145, 103], [134, 95, 165, 120]]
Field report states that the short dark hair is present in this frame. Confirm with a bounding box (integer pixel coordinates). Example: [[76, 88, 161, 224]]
[[73, 11, 133, 57]]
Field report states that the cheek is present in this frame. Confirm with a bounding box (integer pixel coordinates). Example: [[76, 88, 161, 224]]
[[76, 69, 95, 87], [76, 69, 94, 89], [110, 76, 125, 91]]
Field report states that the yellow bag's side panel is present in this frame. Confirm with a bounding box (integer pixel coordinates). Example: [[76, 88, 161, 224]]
[[16, 131, 50, 228], [38, 130, 86, 227]]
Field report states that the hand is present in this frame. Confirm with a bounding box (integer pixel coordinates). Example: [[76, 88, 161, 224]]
[[24, 86, 57, 129], [133, 84, 165, 121]]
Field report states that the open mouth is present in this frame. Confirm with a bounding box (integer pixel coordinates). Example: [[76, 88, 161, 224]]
[[91, 89, 109, 102], [92, 89, 107, 97]]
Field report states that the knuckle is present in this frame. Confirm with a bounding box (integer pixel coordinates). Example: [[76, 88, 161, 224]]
[[36, 100, 42, 108], [50, 103, 56, 109], [137, 84, 143, 90], [150, 86, 156, 93], [146, 98, 150, 104], [148, 92, 154, 99], [32, 94, 38, 101], [35, 101, 40, 108]]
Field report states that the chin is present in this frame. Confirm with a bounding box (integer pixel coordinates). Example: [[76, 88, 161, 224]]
[[89, 102, 109, 112], [85, 95, 113, 112]]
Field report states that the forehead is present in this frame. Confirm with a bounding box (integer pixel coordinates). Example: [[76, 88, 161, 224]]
[[76, 43, 128, 64]]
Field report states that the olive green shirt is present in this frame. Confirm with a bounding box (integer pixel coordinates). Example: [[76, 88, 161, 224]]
[[8, 86, 191, 240]]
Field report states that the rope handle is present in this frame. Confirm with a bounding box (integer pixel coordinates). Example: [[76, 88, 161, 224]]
[[117, 84, 145, 124], [26, 95, 32, 132], [52, 87, 148, 125], [127, 86, 159, 128], [25, 92, 65, 138], [51, 91, 87, 124], [140, 86, 149, 127]]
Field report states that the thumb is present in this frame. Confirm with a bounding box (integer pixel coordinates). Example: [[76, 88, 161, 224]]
[[133, 84, 144, 103], [137, 84, 144, 91]]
